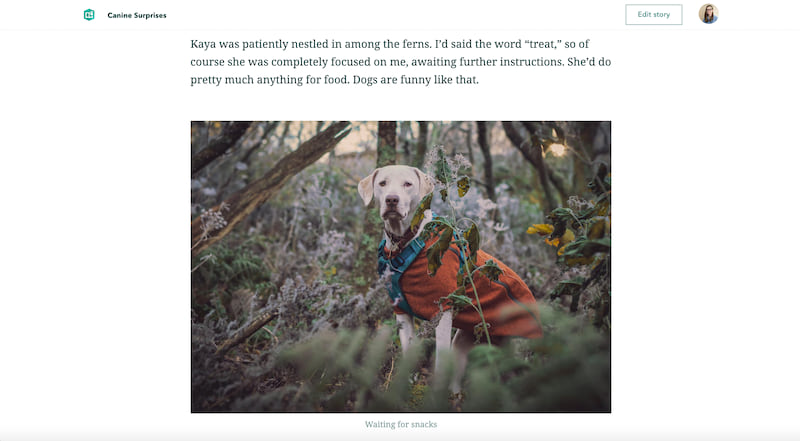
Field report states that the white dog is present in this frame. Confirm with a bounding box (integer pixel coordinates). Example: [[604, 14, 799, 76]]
[[358, 165, 542, 393]]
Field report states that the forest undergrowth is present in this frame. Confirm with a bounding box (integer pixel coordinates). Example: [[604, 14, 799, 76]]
[[191, 127, 610, 412]]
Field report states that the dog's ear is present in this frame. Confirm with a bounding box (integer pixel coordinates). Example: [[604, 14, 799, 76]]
[[358, 169, 379, 206], [414, 168, 434, 196]]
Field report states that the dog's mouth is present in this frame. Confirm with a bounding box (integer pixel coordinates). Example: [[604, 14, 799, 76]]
[[382, 210, 404, 220]]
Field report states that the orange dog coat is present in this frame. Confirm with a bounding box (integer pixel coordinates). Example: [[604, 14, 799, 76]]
[[380, 233, 542, 339]]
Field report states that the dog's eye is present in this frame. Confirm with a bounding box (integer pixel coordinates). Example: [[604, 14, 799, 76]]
[[378, 180, 387, 187], [403, 182, 413, 188]]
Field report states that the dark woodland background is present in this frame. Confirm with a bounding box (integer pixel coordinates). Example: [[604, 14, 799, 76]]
[[191, 121, 611, 412]]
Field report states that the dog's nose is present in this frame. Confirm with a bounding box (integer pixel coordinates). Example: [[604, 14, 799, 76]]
[[385, 194, 399, 207]]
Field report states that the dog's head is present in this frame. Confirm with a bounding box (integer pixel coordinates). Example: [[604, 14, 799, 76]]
[[358, 165, 434, 235]]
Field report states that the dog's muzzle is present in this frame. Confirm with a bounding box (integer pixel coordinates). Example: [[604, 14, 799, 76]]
[[382, 210, 403, 220]]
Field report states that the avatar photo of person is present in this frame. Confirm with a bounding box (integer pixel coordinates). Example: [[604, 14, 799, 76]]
[[700, 4, 718, 23]]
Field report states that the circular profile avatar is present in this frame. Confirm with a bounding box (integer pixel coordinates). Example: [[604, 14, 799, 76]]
[[700, 4, 718, 23]]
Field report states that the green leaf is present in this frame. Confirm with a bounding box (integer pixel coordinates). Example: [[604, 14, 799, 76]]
[[479, 259, 504, 282], [546, 207, 573, 239], [447, 287, 473, 309], [550, 278, 585, 299], [434, 148, 451, 184], [558, 237, 610, 267]]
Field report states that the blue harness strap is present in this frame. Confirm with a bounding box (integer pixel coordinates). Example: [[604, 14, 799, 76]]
[[377, 236, 426, 318]]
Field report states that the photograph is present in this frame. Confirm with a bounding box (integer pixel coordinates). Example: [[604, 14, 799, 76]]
[[190, 121, 611, 412]]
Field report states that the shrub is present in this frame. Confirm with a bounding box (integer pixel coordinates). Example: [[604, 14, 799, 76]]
[[528, 164, 611, 329]]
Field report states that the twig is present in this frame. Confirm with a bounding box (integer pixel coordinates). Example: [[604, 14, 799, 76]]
[[190, 254, 214, 273], [262, 324, 279, 345], [215, 311, 277, 357], [382, 356, 395, 391]]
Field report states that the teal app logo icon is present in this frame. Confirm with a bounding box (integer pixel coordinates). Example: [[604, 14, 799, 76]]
[[84, 9, 95, 21]]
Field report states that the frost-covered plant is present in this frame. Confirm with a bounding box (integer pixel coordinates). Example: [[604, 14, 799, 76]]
[[448, 183, 517, 251], [192, 202, 229, 253], [312, 230, 354, 280], [199, 302, 610, 412], [266, 271, 393, 345]]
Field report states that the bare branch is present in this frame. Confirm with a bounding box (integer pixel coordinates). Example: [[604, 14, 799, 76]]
[[215, 311, 278, 357], [191, 121, 252, 176]]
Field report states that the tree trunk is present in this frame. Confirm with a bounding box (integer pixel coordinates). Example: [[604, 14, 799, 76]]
[[191, 121, 352, 256], [191, 121, 252, 176], [520, 122, 569, 202], [476, 121, 495, 201], [413, 121, 428, 168], [353, 121, 397, 290], [464, 123, 475, 175], [502, 121, 557, 214], [398, 121, 412, 164], [377, 121, 398, 166]]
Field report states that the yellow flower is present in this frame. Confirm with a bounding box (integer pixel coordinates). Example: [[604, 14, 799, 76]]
[[527, 224, 554, 236], [546, 229, 575, 248]]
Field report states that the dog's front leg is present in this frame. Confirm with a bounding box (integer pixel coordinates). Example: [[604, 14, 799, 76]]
[[396, 313, 413, 353], [449, 329, 472, 394], [434, 309, 453, 379]]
